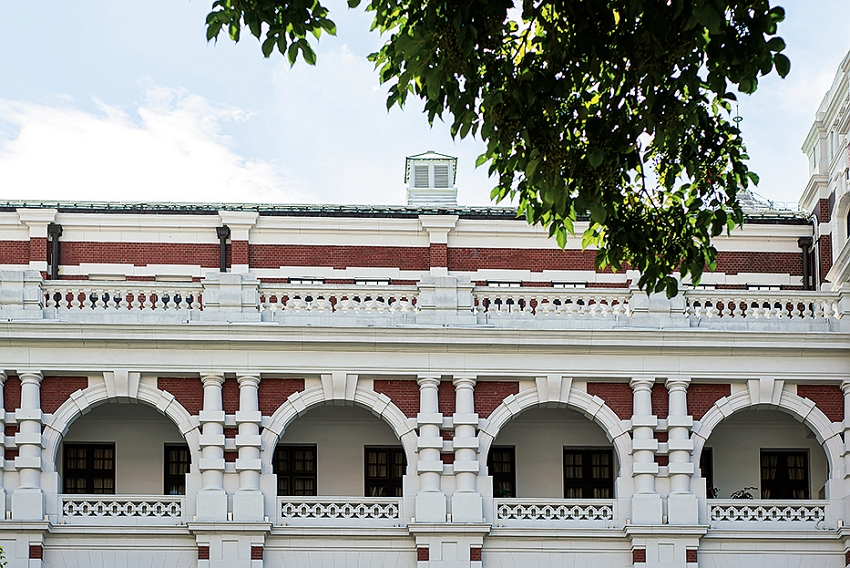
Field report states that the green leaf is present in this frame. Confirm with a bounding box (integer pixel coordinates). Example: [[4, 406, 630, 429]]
[[588, 149, 603, 169], [774, 53, 791, 78]]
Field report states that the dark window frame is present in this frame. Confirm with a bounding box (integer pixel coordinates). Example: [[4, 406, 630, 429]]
[[164, 443, 191, 495], [563, 448, 614, 499], [487, 446, 516, 498], [62, 443, 116, 495], [273, 445, 318, 497], [700, 448, 715, 498], [364, 446, 406, 497], [761, 449, 809, 499]]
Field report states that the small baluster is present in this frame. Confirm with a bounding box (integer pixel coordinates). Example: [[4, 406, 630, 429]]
[[82, 290, 93, 309], [720, 299, 732, 317], [115, 290, 127, 310], [705, 299, 719, 318], [315, 296, 333, 312], [772, 301, 785, 319], [790, 300, 801, 319], [92, 290, 105, 310], [143, 292, 155, 310], [732, 300, 744, 318], [823, 300, 835, 319], [523, 297, 535, 314], [69, 290, 81, 309], [166, 291, 178, 309], [801, 301, 813, 319], [45, 291, 56, 309]]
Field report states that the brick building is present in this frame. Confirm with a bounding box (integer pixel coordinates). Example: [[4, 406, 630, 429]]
[[0, 69, 849, 568]]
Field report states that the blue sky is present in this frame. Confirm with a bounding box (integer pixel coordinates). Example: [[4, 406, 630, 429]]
[[0, 1, 849, 206]]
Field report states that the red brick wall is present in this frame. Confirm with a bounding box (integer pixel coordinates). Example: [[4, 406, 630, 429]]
[[818, 198, 831, 224], [4, 376, 21, 411], [249, 245, 430, 270], [715, 251, 802, 276], [59, 242, 219, 267], [819, 234, 832, 283], [797, 385, 844, 422], [258, 378, 305, 416], [157, 377, 203, 414], [438, 381, 455, 415], [222, 379, 240, 414], [475, 381, 520, 418], [373, 380, 419, 418], [232, 240, 249, 266], [651, 383, 668, 419], [587, 383, 632, 419], [448, 247, 598, 272], [41, 376, 88, 413], [687, 384, 731, 420], [430, 243, 447, 267], [29, 237, 48, 262], [0, 241, 30, 265]]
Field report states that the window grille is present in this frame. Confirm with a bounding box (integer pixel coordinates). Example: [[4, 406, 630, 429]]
[[164, 444, 190, 495], [274, 445, 318, 496], [563, 448, 614, 498], [63, 443, 115, 494], [487, 446, 516, 498], [761, 450, 809, 499], [365, 447, 405, 497]]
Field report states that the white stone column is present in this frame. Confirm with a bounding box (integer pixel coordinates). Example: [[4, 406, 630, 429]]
[[234, 373, 264, 521], [415, 374, 446, 522], [196, 373, 227, 521], [0, 372, 6, 519], [841, 380, 850, 485], [666, 377, 698, 524], [12, 370, 44, 520], [630, 377, 662, 525], [451, 374, 482, 522]]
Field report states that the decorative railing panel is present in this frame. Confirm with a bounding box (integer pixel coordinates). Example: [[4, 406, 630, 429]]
[[685, 291, 840, 320], [44, 282, 202, 311], [473, 289, 631, 317], [278, 497, 402, 526], [60, 495, 184, 525], [259, 284, 418, 315], [494, 498, 615, 526], [709, 500, 827, 527]]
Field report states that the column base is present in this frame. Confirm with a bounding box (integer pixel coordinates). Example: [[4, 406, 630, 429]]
[[450, 492, 483, 523], [12, 489, 43, 520], [630, 493, 662, 525], [667, 493, 699, 525], [196, 490, 228, 521], [233, 490, 265, 522], [415, 491, 447, 523]]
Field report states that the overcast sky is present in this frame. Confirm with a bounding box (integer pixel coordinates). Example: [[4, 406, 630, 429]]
[[1, 1, 849, 207]]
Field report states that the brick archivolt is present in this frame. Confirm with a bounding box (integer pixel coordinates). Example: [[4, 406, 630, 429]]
[[691, 387, 844, 480], [41, 382, 200, 474], [478, 377, 631, 477], [260, 381, 417, 474]]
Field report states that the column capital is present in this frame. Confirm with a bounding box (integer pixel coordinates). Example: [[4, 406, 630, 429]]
[[840, 379, 850, 395], [417, 374, 442, 388], [201, 373, 226, 388], [629, 376, 655, 392], [0, 371, 7, 385], [17, 370, 43, 385], [665, 377, 691, 392], [236, 374, 261, 388], [452, 374, 477, 389]]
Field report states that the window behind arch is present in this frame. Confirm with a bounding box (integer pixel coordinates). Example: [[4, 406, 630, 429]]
[[365, 447, 405, 497], [274, 445, 317, 496], [63, 443, 115, 494], [761, 450, 809, 499], [563, 448, 614, 498]]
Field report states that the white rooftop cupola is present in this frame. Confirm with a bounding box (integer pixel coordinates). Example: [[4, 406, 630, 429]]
[[405, 151, 458, 207]]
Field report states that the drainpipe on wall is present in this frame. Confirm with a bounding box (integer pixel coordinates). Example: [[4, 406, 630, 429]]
[[47, 222, 62, 280], [216, 225, 230, 273], [798, 236, 813, 291]]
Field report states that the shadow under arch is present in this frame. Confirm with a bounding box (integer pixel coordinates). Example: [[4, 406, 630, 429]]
[[42, 382, 201, 475], [478, 381, 632, 480], [691, 388, 844, 488], [261, 383, 417, 475]]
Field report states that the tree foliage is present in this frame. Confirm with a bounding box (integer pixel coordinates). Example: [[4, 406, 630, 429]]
[[207, 0, 788, 296]]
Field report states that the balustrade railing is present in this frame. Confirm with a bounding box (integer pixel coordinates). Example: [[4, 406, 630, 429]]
[[259, 284, 418, 315], [685, 291, 840, 320], [709, 500, 827, 527], [44, 282, 202, 311], [60, 494, 184, 525], [278, 497, 402, 526], [473, 288, 631, 317], [494, 498, 615, 526]]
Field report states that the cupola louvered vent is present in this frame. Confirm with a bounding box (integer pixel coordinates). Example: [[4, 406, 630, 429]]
[[405, 151, 458, 206]]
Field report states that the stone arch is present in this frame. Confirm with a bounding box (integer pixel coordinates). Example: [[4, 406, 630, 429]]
[[691, 387, 844, 482], [260, 380, 417, 474], [42, 382, 200, 474], [478, 377, 632, 478]]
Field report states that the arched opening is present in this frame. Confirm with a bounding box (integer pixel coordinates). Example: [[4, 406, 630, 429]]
[[701, 409, 829, 500], [488, 406, 618, 499], [59, 402, 189, 496], [273, 404, 408, 498]]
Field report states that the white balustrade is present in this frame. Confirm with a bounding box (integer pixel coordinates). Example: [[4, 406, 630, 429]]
[[278, 497, 402, 526], [60, 494, 184, 525], [685, 291, 840, 320], [259, 284, 418, 315], [709, 500, 827, 527], [44, 282, 202, 312], [473, 288, 630, 317], [494, 498, 615, 526]]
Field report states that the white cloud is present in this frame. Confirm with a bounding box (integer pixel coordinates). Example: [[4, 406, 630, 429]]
[[0, 88, 310, 204]]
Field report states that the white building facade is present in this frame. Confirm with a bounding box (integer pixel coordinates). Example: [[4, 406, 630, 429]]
[[0, 59, 848, 568]]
